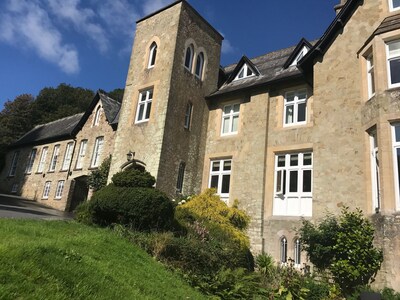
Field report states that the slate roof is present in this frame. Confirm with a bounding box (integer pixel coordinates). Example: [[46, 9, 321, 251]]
[[13, 113, 83, 147], [12, 92, 121, 148], [208, 44, 307, 98]]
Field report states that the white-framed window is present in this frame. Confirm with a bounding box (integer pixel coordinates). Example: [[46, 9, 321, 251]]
[[25, 148, 37, 174], [55, 180, 65, 199], [367, 53, 376, 98], [8, 151, 20, 177], [91, 137, 104, 168], [280, 237, 288, 264], [294, 238, 301, 266], [148, 42, 157, 68], [221, 103, 240, 136], [75, 140, 87, 170], [184, 102, 193, 129], [61, 142, 74, 171], [11, 183, 18, 193], [209, 159, 231, 200], [392, 123, 400, 210], [290, 46, 309, 67], [234, 63, 254, 80], [369, 129, 381, 211], [93, 105, 102, 126], [284, 90, 307, 126], [184, 45, 194, 71], [176, 162, 186, 194], [389, 0, 400, 11], [43, 181, 51, 199], [387, 40, 400, 88], [37, 147, 48, 173], [195, 52, 204, 79], [49, 145, 60, 172], [135, 89, 153, 123], [273, 152, 313, 216]]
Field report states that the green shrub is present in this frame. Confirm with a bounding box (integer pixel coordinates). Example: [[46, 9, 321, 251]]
[[89, 184, 174, 231], [87, 156, 111, 192], [74, 200, 93, 225], [111, 168, 155, 188]]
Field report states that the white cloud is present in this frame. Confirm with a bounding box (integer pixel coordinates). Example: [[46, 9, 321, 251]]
[[0, 0, 79, 74], [222, 39, 235, 54], [142, 0, 172, 16]]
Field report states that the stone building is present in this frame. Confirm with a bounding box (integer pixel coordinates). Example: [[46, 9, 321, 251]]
[[0, 92, 120, 211], [1, 0, 400, 290]]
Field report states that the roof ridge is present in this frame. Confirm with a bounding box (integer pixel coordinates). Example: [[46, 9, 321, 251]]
[[34, 113, 84, 128]]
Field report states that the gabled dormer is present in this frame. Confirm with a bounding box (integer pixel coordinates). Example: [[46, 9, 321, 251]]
[[283, 38, 312, 68], [227, 56, 260, 83]]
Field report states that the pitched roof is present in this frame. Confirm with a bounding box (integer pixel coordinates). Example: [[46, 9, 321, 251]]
[[99, 92, 121, 124], [208, 44, 305, 98], [12, 113, 83, 147]]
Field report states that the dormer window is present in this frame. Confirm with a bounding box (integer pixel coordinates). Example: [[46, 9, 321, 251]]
[[148, 42, 157, 68], [234, 63, 254, 80], [184, 45, 194, 71], [195, 52, 204, 79], [290, 46, 309, 67]]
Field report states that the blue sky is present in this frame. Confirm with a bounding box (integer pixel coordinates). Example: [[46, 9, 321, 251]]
[[0, 0, 338, 109]]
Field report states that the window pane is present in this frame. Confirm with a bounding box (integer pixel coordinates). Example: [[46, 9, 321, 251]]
[[247, 68, 253, 76], [395, 125, 400, 142], [298, 102, 306, 122], [138, 104, 144, 121], [145, 102, 152, 119], [212, 161, 220, 172], [224, 105, 231, 115], [289, 171, 298, 192], [221, 175, 230, 193], [276, 170, 282, 193], [210, 175, 219, 189], [286, 93, 294, 102], [303, 170, 312, 192], [277, 155, 286, 167], [397, 148, 400, 191], [389, 59, 400, 85], [148, 90, 153, 100], [389, 41, 400, 56], [185, 47, 192, 68], [394, 0, 400, 8], [223, 118, 230, 133], [238, 68, 244, 78], [232, 115, 239, 132], [285, 106, 293, 124], [223, 160, 231, 171], [233, 104, 240, 113], [303, 153, 312, 165], [290, 154, 298, 166]]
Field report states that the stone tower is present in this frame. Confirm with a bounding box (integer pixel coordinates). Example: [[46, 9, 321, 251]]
[[108, 1, 223, 196]]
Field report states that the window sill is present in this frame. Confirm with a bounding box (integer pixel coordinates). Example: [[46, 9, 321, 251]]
[[88, 167, 99, 171], [59, 170, 68, 173], [73, 168, 83, 171], [135, 120, 149, 125]]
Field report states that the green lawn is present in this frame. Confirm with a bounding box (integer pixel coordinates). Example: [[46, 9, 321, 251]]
[[0, 219, 207, 300]]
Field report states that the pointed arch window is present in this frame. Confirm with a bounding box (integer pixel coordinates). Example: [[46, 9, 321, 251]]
[[94, 105, 102, 126], [148, 42, 157, 68], [234, 64, 254, 80], [184, 45, 194, 71], [195, 52, 204, 79], [294, 238, 301, 266], [280, 236, 288, 263]]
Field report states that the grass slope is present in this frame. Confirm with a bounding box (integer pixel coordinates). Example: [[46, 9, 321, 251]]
[[0, 219, 207, 300]]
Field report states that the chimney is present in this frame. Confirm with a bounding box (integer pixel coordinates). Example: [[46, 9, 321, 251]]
[[334, 0, 348, 14]]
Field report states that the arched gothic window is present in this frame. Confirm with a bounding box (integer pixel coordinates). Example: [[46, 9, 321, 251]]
[[184, 45, 194, 71], [148, 42, 157, 68], [294, 238, 301, 265], [280, 236, 287, 263], [195, 52, 204, 79]]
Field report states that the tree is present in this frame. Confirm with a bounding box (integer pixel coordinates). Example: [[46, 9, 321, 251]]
[[107, 88, 124, 103], [299, 207, 383, 296], [87, 156, 111, 192]]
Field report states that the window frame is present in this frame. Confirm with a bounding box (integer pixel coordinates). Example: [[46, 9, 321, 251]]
[[25, 148, 37, 174], [91, 136, 104, 168], [43, 181, 51, 199], [280, 236, 288, 264], [55, 180, 65, 199], [8, 151, 19, 177], [234, 63, 254, 81], [37, 147, 48, 173], [148, 42, 157, 69], [273, 152, 313, 216], [208, 158, 232, 201], [369, 129, 381, 211], [93, 105, 102, 126], [366, 53, 376, 98], [294, 238, 301, 266], [61, 142, 74, 171], [75, 140, 88, 170], [184, 45, 194, 71], [11, 183, 18, 194], [283, 89, 307, 126], [49, 144, 60, 172], [389, 0, 400, 11], [392, 123, 400, 210], [135, 89, 153, 123], [184, 102, 193, 129], [221, 103, 240, 136], [176, 162, 186, 194], [195, 52, 204, 79], [386, 39, 400, 89]]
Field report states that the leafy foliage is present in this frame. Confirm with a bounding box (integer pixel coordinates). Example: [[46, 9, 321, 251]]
[[87, 156, 111, 192], [299, 207, 383, 295], [88, 184, 174, 231], [107, 88, 125, 103], [111, 168, 155, 188]]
